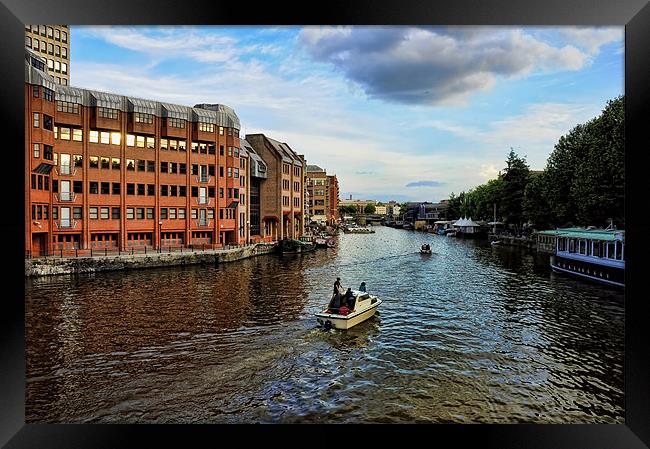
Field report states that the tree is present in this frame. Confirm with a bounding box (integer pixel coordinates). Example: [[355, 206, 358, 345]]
[[364, 204, 376, 214], [500, 150, 530, 228], [523, 172, 552, 229], [446, 192, 462, 220]]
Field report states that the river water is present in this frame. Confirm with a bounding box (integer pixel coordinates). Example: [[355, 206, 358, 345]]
[[25, 225, 624, 423]]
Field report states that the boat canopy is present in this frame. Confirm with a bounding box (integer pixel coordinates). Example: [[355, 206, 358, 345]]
[[537, 228, 624, 242]]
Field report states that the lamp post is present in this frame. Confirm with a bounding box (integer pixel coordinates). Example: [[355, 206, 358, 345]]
[[158, 220, 163, 251]]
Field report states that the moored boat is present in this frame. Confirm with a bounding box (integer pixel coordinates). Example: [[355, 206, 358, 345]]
[[316, 290, 382, 330], [537, 227, 624, 288]]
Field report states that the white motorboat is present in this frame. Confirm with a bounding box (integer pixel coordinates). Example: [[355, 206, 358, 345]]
[[315, 291, 382, 330]]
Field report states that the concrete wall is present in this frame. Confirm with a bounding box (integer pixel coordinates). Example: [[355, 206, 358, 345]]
[[25, 242, 277, 277]]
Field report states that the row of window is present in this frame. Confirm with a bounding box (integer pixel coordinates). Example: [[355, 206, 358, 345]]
[[32, 112, 53, 130], [32, 143, 53, 160], [32, 85, 54, 102], [25, 37, 68, 58], [27, 25, 68, 43], [30, 174, 50, 191], [282, 163, 302, 177], [49, 206, 238, 221]]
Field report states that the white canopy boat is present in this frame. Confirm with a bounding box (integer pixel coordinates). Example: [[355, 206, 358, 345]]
[[315, 290, 382, 330]]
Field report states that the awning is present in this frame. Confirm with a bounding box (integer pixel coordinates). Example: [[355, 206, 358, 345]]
[[33, 163, 53, 174], [227, 201, 239, 209]]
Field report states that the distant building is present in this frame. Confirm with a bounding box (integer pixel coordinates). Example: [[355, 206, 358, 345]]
[[305, 165, 340, 226], [339, 196, 377, 213], [375, 205, 387, 215], [25, 25, 70, 85], [403, 201, 449, 226]]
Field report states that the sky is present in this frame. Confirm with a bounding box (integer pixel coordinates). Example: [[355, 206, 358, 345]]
[[70, 26, 623, 203]]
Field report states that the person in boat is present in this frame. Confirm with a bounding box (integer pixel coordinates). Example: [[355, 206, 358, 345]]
[[329, 277, 343, 311], [359, 282, 367, 292], [344, 288, 356, 311]]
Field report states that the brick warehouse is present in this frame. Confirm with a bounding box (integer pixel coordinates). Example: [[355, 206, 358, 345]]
[[25, 48, 257, 256]]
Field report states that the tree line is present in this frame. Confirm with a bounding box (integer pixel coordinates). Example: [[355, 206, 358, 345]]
[[445, 95, 624, 230]]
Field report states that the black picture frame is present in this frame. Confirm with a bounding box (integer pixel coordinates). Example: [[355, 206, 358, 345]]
[[1, 0, 648, 447]]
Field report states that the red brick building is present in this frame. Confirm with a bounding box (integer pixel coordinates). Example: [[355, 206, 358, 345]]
[[25, 50, 249, 256], [244, 134, 305, 241], [327, 174, 340, 225]]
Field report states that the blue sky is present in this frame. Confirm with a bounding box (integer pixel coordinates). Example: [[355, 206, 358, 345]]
[[70, 26, 623, 203]]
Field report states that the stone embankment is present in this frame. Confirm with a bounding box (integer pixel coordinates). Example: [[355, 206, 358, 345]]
[[489, 234, 537, 249], [25, 243, 278, 277]]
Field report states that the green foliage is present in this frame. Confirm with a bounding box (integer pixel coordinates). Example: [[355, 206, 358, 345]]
[[338, 205, 357, 215], [364, 204, 376, 214], [445, 96, 624, 230]]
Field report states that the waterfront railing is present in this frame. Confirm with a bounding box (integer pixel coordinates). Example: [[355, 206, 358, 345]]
[[24, 242, 271, 259]]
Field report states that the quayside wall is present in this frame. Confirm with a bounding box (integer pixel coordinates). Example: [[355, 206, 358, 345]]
[[25, 243, 278, 277]]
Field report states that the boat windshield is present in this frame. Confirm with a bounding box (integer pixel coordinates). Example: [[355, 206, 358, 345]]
[[356, 293, 370, 300]]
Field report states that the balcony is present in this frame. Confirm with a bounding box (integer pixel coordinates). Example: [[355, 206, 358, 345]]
[[196, 197, 212, 206], [195, 175, 211, 184], [196, 219, 212, 228], [56, 219, 78, 229], [55, 164, 77, 176], [56, 192, 76, 202]]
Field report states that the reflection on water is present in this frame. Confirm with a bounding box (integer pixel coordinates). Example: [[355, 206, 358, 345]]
[[26, 226, 624, 423]]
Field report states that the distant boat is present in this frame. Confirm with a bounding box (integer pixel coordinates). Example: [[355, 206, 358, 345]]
[[490, 240, 502, 246]]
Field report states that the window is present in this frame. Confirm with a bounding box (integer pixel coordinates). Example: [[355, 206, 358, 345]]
[[219, 127, 224, 135], [220, 145, 224, 155], [33, 39, 40, 51], [134, 112, 153, 124], [179, 163, 186, 175], [112, 207, 120, 219], [101, 208, 110, 220], [169, 208, 177, 219], [33, 112, 39, 128], [52, 207, 58, 220], [89, 182, 98, 194], [191, 186, 198, 197], [100, 132, 110, 145], [111, 132, 121, 145], [191, 142, 198, 153], [126, 208, 134, 219], [199, 122, 214, 132], [43, 145, 53, 160], [101, 157, 110, 169], [89, 207, 98, 219], [43, 88, 54, 102], [127, 183, 135, 195], [61, 63, 67, 74], [170, 185, 177, 196], [146, 137, 155, 149], [111, 158, 120, 170], [32, 85, 39, 98], [219, 188, 224, 198], [98, 107, 118, 120], [89, 156, 99, 168], [147, 161, 155, 172], [43, 115, 53, 131], [73, 207, 82, 219], [208, 144, 215, 155], [73, 129, 83, 141], [179, 208, 186, 219], [228, 167, 232, 177], [147, 184, 155, 196], [137, 184, 145, 196], [101, 182, 110, 194], [62, 31, 67, 43], [234, 168, 239, 178], [48, 43, 54, 56], [137, 160, 145, 171], [208, 187, 215, 198], [179, 186, 186, 197], [112, 183, 120, 195], [170, 140, 178, 151], [136, 208, 144, 219], [54, 60, 60, 72], [228, 147, 233, 156], [55, 45, 60, 56], [240, 158, 246, 169], [127, 159, 135, 171], [126, 134, 135, 146], [220, 166, 224, 177], [160, 208, 168, 219], [26, 36, 32, 48], [160, 138, 168, 150], [228, 188, 232, 198], [147, 208, 154, 219], [167, 117, 185, 128], [33, 143, 40, 158], [89, 130, 99, 143], [234, 147, 239, 158], [62, 47, 67, 58], [207, 209, 214, 219], [161, 185, 168, 196], [47, 26, 53, 38], [136, 136, 145, 148], [192, 209, 198, 219], [179, 140, 186, 151], [160, 162, 168, 173]]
